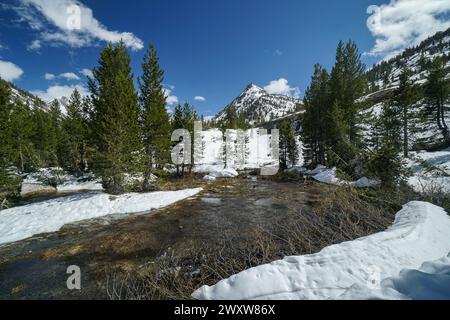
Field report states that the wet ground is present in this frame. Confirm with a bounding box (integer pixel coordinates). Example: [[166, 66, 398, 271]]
[[0, 178, 318, 299]]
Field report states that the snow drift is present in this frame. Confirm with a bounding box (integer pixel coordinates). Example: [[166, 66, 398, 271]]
[[341, 252, 450, 300], [0, 188, 202, 245], [192, 201, 450, 300]]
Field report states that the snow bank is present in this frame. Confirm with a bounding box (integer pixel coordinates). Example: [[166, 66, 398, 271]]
[[0, 188, 202, 245], [309, 167, 380, 188], [341, 252, 450, 300], [203, 175, 216, 181], [192, 201, 450, 300], [312, 167, 344, 185], [203, 168, 239, 180]]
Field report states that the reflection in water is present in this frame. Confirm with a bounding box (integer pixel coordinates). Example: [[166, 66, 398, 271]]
[[200, 197, 222, 205]]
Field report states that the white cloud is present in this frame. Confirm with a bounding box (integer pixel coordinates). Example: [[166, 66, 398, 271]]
[[27, 39, 42, 51], [194, 96, 206, 102], [15, 0, 144, 51], [0, 60, 24, 81], [264, 78, 300, 98], [44, 71, 83, 81], [80, 68, 93, 78], [44, 72, 55, 80], [274, 49, 283, 56], [163, 87, 179, 106], [366, 0, 450, 60], [32, 83, 88, 102], [60, 72, 80, 81]]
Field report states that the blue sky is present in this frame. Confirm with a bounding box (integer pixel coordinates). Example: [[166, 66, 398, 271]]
[[1, 0, 449, 116]]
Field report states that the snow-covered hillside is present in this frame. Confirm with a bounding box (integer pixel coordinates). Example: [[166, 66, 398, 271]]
[[359, 28, 450, 151], [215, 84, 303, 123], [3, 79, 48, 110], [192, 201, 450, 300], [367, 28, 450, 92], [406, 148, 450, 193], [360, 99, 450, 149]]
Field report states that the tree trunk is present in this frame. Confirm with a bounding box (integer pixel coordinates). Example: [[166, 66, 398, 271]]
[[80, 143, 86, 172], [19, 144, 24, 173], [143, 148, 153, 191], [440, 96, 448, 138], [437, 100, 443, 131], [403, 105, 408, 157]]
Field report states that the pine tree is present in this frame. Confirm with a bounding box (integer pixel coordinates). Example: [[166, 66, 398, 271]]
[[378, 99, 402, 150], [59, 89, 89, 174], [302, 64, 331, 167], [0, 79, 12, 166], [226, 105, 238, 129], [172, 104, 184, 130], [0, 79, 12, 198], [47, 100, 63, 166], [88, 41, 143, 194], [8, 101, 36, 172], [425, 56, 450, 140], [366, 99, 406, 188], [238, 112, 248, 129], [139, 43, 171, 190], [341, 41, 368, 145], [394, 67, 420, 157], [327, 40, 368, 171], [279, 119, 298, 169], [31, 107, 51, 168]]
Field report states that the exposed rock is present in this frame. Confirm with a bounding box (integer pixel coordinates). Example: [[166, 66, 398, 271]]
[[21, 183, 57, 198]]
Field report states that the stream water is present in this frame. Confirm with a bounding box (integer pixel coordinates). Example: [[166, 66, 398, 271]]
[[0, 179, 315, 299]]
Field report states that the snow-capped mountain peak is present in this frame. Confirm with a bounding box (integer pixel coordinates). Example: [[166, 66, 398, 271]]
[[216, 83, 303, 123], [244, 83, 265, 94]]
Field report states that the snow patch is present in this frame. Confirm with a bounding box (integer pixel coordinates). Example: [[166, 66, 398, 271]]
[[307, 166, 380, 188], [312, 167, 343, 185], [207, 168, 239, 178], [0, 188, 202, 245]]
